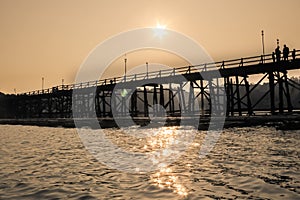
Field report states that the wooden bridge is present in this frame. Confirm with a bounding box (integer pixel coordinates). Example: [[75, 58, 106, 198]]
[[1, 50, 300, 121]]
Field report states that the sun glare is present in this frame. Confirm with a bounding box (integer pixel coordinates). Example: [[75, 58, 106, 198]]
[[156, 23, 166, 29], [154, 22, 167, 38]]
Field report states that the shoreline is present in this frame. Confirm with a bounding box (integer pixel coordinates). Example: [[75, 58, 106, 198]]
[[0, 114, 299, 130]]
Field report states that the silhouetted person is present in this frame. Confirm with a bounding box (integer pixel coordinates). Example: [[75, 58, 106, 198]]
[[272, 52, 276, 62], [283, 44, 289, 61], [275, 46, 281, 62], [292, 49, 296, 60]]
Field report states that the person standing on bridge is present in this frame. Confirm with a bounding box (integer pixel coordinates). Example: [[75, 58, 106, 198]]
[[283, 44, 290, 61], [275, 46, 281, 62], [292, 49, 296, 60]]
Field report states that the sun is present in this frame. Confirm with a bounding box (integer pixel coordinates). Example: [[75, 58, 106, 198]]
[[156, 22, 167, 29], [154, 22, 167, 38]]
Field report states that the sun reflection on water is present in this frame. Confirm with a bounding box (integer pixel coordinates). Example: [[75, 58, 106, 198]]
[[151, 167, 188, 197], [145, 127, 179, 149], [146, 127, 190, 197]]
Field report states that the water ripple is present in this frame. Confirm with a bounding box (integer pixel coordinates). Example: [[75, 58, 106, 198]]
[[0, 125, 299, 199]]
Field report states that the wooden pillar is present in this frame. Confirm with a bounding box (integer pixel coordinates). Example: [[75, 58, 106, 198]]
[[179, 83, 186, 114], [169, 83, 175, 115], [229, 78, 234, 116], [143, 86, 148, 117], [235, 76, 242, 116], [200, 80, 205, 116], [269, 72, 275, 115], [225, 77, 230, 116], [153, 86, 158, 116], [168, 90, 172, 114], [208, 80, 215, 115], [278, 73, 284, 114], [38, 95, 42, 118], [159, 85, 164, 108], [283, 72, 293, 112], [95, 91, 100, 117], [102, 93, 106, 117], [130, 90, 137, 117], [216, 78, 220, 113], [188, 81, 194, 114], [112, 91, 117, 117], [48, 94, 52, 118], [244, 76, 252, 115]]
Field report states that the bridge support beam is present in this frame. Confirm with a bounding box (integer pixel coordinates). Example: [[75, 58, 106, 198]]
[[244, 76, 252, 115], [188, 82, 194, 114], [284, 72, 293, 112], [269, 72, 275, 115], [235, 76, 242, 116], [159, 85, 164, 110], [143, 86, 148, 117], [278, 72, 284, 114], [200, 80, 205, 116], [229, 78, 234, 116]]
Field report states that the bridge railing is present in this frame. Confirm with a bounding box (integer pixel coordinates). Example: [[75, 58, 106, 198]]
[[19, 49, 300, 96]]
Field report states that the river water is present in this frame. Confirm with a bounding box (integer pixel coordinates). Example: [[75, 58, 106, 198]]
[[0, 125, 299, 199]]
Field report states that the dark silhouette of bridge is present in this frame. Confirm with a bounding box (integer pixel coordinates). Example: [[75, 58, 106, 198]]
[[1, 50, 300, 125]]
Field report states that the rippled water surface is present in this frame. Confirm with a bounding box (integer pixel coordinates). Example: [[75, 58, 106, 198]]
[[0, 125, 299, 199]]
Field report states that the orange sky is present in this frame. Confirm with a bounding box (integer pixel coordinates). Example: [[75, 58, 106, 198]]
[[0, 0, 300, 93]]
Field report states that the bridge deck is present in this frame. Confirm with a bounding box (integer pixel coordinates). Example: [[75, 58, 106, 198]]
[[20, 50, 300, 95]]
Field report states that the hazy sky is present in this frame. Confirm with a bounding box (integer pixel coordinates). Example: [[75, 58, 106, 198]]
[[1, 0, 299, 93]]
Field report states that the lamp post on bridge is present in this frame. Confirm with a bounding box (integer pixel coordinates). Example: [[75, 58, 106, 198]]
[[124, 54, 127, 81], [261, 30, 265, 63], [42, 77, 44, 91], [146, 62, 149, 78]]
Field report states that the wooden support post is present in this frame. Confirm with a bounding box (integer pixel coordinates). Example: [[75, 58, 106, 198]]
[[134, 90, 137, 116], [60, 94, 64, 118], [48, 95, 52, 118], [159, 85, 164, 109], [130, 90, 136, 117], [95, 91, 99, 117], [278, 72, 284, 114], [208, 80, 214, 115], [102, 93, 106, 117], [38, 95, 42, 118], [67, 93, 71, 118], [188, 81, 194, 114], [84, 94, 88, 117], [168, 83, 175, 116], [179, 83, 186, 114], [235, 76, 242, 116], [168, 90, 172, 115], [121, 96, 125, 116], [225, 77, 230, 116], [269, 72, 275, 115], [112, 91, 117, 117], [244, 76, 252, 115], [130, 90, 134, 116], [216, 78, 221, 113], [153, 86, 158, 116], [143, 86, 148, 117], [283, 72, 293, 112], [200, 80, 205, 116], [229, 78, 234, 116]]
